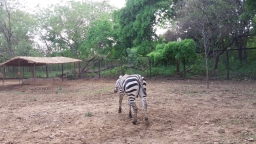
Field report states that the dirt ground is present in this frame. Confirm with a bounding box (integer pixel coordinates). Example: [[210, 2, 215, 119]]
[[0, 78, 256, 144]]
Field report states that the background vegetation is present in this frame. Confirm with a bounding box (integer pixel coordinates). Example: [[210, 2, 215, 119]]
[[0, 0, 256, 81]]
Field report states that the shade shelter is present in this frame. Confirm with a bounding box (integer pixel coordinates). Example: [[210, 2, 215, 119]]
[[0, 56, 82, 85]]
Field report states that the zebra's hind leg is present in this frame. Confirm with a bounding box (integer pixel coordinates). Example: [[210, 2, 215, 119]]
[[141, 96, 149, 125], [129, 105, 132, 118], [129, 101, 138, 125], [118, 94, 124, 113]]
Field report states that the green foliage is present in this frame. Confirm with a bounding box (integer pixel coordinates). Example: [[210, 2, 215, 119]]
[[148, 43, 166, 65], [150, 65, 176, 76], [114, 0, 176, 54], [0, 1, 38, 60], [37, 1, 115, 58], [85, 112, 93, 117], [80, 19, 115, 58], [148, 39, 198, 65]]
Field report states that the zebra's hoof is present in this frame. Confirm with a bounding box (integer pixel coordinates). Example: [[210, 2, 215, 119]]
[[145, 118, 149, 126], [132, 120, 137, 125], [129, 113, 132, 118], [118, 109, 122, 113]]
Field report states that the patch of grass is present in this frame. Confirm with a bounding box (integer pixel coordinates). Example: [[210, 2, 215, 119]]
[[14, 91, 23, 95], [248, 99, 254, 103], [55, 86, 63, 94], [94, 87, 112, 94], [226, 119, 241, 125], [85, 112, 93, 117], [186, 90, 198, 94], [23, 126, 30, 131], [167, 89, 174, 93], [30, 98, 37, 102], [1, 91, 7, 93], [253, 119, 256, 127]]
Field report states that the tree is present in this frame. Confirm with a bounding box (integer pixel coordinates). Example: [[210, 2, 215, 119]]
[[176, 0, 256, 87], [148, 39, 198, 76], [176, 0, 256, 70], [36, 1, 115, 58], [114, 0, 177, 56], [0, 0, 38, 61]]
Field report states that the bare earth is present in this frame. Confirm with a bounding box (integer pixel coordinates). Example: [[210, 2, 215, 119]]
[[0, 78, 256, 144]]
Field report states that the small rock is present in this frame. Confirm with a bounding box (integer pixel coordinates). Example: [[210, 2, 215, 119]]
[[217, 128, 225, 134], [204, 121, 209, 124], [213, 142, 219, 144], [32, 129, 38, 132], [49, 135, 55, 139], [248, 138, 254, 141]]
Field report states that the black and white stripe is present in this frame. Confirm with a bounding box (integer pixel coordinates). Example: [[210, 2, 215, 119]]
[[114, 74, 148, 125]]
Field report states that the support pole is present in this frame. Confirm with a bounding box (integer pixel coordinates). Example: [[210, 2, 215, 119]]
[[33, 64, 36, 85], [62, 63, 64, 82], [98, 59, 101, 79], [226, 50, 229, 80], [78, 62, 81, 78], [183, 58, 186, 79], [23, 67, 24, 79], [18, 60, 20, 84], [46, 65, 48, 78], [149, 59, 151, 79], [73, 63, 75, 79], [12, 66, 14, 78], [2, 66, 5, 85]]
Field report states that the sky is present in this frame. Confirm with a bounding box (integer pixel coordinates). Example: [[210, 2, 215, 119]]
[[22, 0, 165, 35], [23, 0, 126, 11]]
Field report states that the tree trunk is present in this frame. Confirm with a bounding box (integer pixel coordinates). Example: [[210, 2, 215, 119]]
[[176, 60, 180, 75], [213, 50, 225, 70]]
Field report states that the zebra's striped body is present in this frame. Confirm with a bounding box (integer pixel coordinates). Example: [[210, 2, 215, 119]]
[[114, 74, 148, 125]]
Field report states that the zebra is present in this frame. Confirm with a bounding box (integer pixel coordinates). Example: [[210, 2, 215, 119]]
[[114, 74, 149, 125]]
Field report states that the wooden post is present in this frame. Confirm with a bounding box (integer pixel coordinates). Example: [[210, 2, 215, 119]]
[[62, 63, 64, 82], [33, 64, 36, 85], [149, 59, 151, 79], [226, 50, 229, 80], [18, 60, 20, 84], [73, 63, 75, 79], [98, 59, 101, 79], [78, 62, 81, 79], [183, 58, 186, 79], [46, 65, 49, 78], [12, 66, 14, 78], [120, 57, 123, 75], [23, 67, 24, 79], [2, 66, 5, 85]]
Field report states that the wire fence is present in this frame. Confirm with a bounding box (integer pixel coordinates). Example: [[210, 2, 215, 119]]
[[0, 56, 151, 80], [1, 48, 256, 81]]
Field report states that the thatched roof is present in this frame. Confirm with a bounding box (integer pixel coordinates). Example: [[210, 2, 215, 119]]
[[0, 56, 82, 67]]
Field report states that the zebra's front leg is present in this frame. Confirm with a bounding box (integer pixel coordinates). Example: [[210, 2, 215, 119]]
[[129, 101, 138, 125], [118, 94, 124, 113]]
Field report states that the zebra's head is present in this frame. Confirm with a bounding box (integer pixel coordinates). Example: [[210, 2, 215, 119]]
[[114, 75, 122, 93]]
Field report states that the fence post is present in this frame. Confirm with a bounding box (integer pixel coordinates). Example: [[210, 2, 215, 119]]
[[226, 50, 229, 79], [183, 58, 186, 79], [46, 65, 49, 78], [78, 62, 81, 79], [62, 64, 64, 82], [120, 57, 123, 75], [149, 59, 151, 79], [23, 67, 24, 79], [98, 59, 101, 79]]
